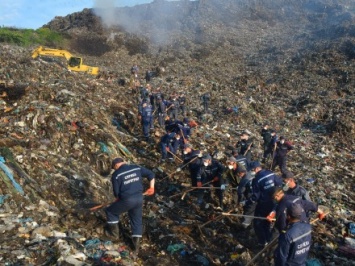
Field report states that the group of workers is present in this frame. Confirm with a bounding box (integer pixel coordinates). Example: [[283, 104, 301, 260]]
[[102, 69, 326, 265]]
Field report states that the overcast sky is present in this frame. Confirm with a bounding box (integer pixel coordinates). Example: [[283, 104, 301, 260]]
[[0, 0, 153, 29]]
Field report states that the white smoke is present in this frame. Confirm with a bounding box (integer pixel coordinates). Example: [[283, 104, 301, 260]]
[[93, 0, 117, 27]]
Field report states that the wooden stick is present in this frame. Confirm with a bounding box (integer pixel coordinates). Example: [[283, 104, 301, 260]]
[[222, 212, 276, 221], [167, 150, 183, 163], [181, 180, 213, 200]]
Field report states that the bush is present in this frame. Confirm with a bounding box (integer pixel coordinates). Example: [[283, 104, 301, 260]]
[[0, 27, 64, 46]]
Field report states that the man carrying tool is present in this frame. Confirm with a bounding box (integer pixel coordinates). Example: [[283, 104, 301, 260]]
[[198, 154, 226, 210], [271, 136, 294, 174], [248, 161, 282, 247], [282, 171, 311, 201], [224, 156, 246, 207], [236, 167, 256, 228], [274, 203, 312, 266], [104, 158, 155, 254], [236, 131, 254, 164], [177, 144, 204, 205], [159, 129, 176, 163], [267, 187, 325, 234]]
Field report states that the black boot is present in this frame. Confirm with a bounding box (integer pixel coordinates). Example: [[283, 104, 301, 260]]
[[104, 223, 119, 239], [132, 237, 141, 254]]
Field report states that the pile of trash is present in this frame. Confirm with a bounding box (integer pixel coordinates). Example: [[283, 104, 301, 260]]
[[1, 0, 355, 265]]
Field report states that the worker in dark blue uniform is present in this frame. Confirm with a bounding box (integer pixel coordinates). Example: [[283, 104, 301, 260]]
[[274, 203, 312, 266], [159, 130, 176, 162], [179, 93, 187, 117], [267, 187, 325, 234], [236, 167, 256, 228], [180, 117, 191, 142], [105, 158, 155, 254], [248, 161, 282, 246], [156, 97, 166, 128], [199, 154, 226, 209], [201, 92, 210, 113], [236, 131, 254, 164], [232, 149, 249, 170], [264, 130, 278, 164], [272, 136, 294, 174], [261, 124, 272, 163], [139, 101, 153, 141], [169, 96, 180, 121], [281, 171, 311, 201], [176, 144, 204, 204]]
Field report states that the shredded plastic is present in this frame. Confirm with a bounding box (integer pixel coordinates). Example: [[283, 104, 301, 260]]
[[0, 161, 24, 195]]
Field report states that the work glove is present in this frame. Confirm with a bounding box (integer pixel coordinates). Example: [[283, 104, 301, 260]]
[[166, 147, 170, 151], [266, 211, 276, 222], [197, 182, 202, 187], [198, 153, 203, 158], [176, 167, 182, 172], [220, 184, 226, 190], [318, 212, 326, 221], [239, 200, 246, 207], [143, 188, 155, 196], [213, 176, 219, 182]]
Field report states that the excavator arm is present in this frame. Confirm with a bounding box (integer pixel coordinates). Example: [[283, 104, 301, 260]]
[[31, 46, 99, 75]]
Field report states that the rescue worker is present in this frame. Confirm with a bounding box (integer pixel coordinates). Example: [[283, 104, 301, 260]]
[[282, 171, 311, 201], [267, 187, 325, 234], [201, 92, 210, 113], [264, 129, 278, 164], [178, 92, 187, 116], [232, 149, 249, 170], [131, 64, 139, 79], [236, 131, 254, 164], [274, 203, 312, 266], [248, 161, 283, 247], [178, 144, 204, 203], [105, 158, 155, 254], [169, 96, 180, 121], [198, 154, 226, 210], [261, 124, 272, 163], [159, 130, 176, 162], [271, 136, 294, 174], [224, 157, 246, 205], [139, 101, 153, 141], [156, 97, 166, 128], [236, 167, 256, 228], [180, 117, 191, 142]]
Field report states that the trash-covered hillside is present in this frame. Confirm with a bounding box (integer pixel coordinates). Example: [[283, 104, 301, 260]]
[[0, 0, 354, 265]]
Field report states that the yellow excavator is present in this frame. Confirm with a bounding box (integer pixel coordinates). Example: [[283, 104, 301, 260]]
[[31, 46, 99, 76]]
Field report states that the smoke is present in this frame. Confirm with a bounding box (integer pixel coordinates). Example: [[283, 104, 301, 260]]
[[93, 0, 117, 27], [93, 0, 196, 45]]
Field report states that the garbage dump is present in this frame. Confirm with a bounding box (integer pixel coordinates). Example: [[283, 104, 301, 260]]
[[0, 0, 355, 265]]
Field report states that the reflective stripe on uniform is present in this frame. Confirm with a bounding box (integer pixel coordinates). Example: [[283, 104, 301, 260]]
[[257, 173, 275, 183], [115, 168, 141, 179], [290, 229, 312, 243]]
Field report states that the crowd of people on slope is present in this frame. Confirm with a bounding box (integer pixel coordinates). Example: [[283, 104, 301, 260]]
[[102, 65, 327, 265]]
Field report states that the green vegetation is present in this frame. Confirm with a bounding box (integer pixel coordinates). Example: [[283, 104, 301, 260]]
[[0, 27, 64, 46]]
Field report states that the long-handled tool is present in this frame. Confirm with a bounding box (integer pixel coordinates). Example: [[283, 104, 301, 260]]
[[245, 208, 330, 266], [199, 209, 234, 228], [89, 202, 111, 211], [181, 180, 214, 200], [167, 150, 183, 163], [222, 212, 276, 221], [269, 145, 276, 170]]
